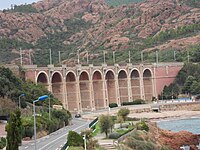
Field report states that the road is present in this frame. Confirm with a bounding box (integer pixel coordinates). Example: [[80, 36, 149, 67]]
[[19, 118, 90, 150]]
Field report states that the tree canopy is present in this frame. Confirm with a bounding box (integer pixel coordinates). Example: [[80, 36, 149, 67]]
[[99, 114, 114, 137], [160, 63, 200, 99]]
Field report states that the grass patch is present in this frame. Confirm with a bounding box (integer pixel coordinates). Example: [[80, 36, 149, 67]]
[[92, 122, 101, 137], [68, 147, 84, 150], [115, 125, 134, 135]]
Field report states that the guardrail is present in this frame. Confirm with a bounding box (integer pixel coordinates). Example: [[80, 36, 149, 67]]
[[89, 117, 98, 128]]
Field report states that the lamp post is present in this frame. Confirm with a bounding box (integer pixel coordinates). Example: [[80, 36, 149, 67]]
[[49, 96, 51, 120], [33, 95, 48, 150], [19, 93, 25, 109], [83, 134, 86, 150]]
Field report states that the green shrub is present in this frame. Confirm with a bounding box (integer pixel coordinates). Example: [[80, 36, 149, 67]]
[[24, 127, 34, 138], [109, 103, 118, 108], [126, 117, 140, 121], [118, 108, 130, 122], [47, 119, 60, 133], [108, 132, 121, 139], [68, 147, 84, 150], [136, 121, 149, 132], [52, 109, 71, 126], [0, 137, 6, 149], [121, 99, 145, 106], [67, 131, 84, 147], [12, 4, 38, 13], [125, 138, 156, 150]]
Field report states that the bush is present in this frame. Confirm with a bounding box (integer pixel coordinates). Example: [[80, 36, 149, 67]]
[[24, 127, 34, 138], [109, 103, 118, 108], [118, 108, 130, 122], [125, 138, 156, 150], [136, 121, 149, 132], [121, 99, 145, 106], [0, 137, 6, 149], [51, 109, 72, 126], [108, 132, 121, 139], [67, 131, 84, 147], [131, 131, 144, 141]]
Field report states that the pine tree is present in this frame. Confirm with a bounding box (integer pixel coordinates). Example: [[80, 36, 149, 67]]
[[6, 109, 22, 150]]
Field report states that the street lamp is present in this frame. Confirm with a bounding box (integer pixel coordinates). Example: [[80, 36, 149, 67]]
[[19, 93, 25, 109], [33, 95, 48, 150], [83, 134, 87, 150], [49, 96, 51, 120]]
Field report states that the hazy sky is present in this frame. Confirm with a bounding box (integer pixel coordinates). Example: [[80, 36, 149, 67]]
[[0, 0, 40, 10]]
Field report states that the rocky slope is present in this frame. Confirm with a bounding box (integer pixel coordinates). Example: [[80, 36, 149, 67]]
[[0, 0, 199, 65], [149, 122, 200, 150]]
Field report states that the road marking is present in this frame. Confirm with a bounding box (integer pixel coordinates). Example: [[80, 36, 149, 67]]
[[25, 146, 29, 149], [39, 123, 88, 150]]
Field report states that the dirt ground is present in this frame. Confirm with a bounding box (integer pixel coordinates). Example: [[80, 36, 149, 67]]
[[128, 110, 200, 120]]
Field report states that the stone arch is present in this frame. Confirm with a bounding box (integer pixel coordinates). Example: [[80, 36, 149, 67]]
[[92, 70, 104, 109], [130, 69, 141, 99], [118, 70, 128, 103], [51, 72, 63, 103], [66, 71, 78, 112], [143, 69, 153, 101], [105, 70, 117, 105], [79, 71, 91, 110], [36, 71, 49, 89]]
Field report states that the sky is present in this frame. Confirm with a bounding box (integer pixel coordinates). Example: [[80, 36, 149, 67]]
[[0, 0, 40, 10]]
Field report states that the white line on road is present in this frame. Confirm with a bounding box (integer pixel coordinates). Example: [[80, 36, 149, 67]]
[[39, 122, 88, 150], [24, 146, 28, 149]]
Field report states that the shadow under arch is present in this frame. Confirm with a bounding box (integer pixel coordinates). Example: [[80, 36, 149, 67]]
[[36, 72, 49, 89], [66, 72, 78, 112], [79, 71, 91, 110], [118, 70, 128, 103], [92, 71, 104, 109], [143, 69, 153, 101], [52, 72, 63, 103], [130, 69, 141, 99], [105, 70, 117, 105]]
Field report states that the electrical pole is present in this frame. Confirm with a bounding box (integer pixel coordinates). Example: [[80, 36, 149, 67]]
[[59, 51, 61, 64], [113, 51, 115, 64], [29, 49, 32, 65], [141, 51, 144, 63], [77, 49, 80, 64], [156, 51, 158, 64], [174, 51, 176, 61], [20, 48, 23, 66], [86, 51, 89, 64], [187, 51, 190, 63], [103, 51, 106, 64], [49, 48, 52, 65]]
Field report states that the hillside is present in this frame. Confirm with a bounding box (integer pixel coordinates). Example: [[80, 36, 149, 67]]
[[0, 0, 199, 66]]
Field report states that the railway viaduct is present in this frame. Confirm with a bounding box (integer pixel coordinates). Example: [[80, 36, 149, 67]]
[[23, 62, 183, 112]]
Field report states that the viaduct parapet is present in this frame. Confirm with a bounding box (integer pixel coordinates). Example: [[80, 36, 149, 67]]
[[23, 62, 183, 112]]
